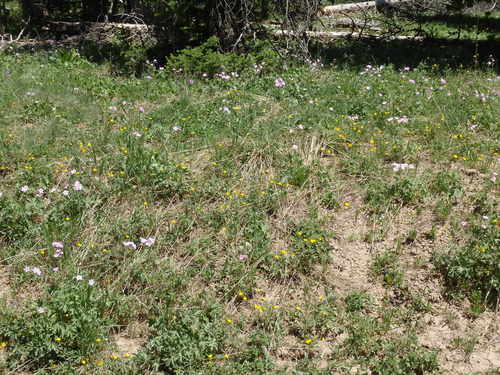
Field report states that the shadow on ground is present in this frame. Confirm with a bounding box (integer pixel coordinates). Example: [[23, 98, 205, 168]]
[[314, 37, 500, 72]]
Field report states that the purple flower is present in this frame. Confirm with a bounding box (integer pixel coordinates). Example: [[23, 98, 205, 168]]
[[24, 266, 31, 273], [139, 106, 145, 113], [20, 185, 29, 193], [52, 241, 64, 249], [140, 237, 155, 247], [32, 267, 42, 276], [54, 249, 64, 258], [122, 241, 137, 249], [274, 78, 286, 88], [238, 254, 248, 260], [53, 267, 59, 272], [73, 181, 83, 191], [132, 131, 142, 137], [36, 188, 45, 197]]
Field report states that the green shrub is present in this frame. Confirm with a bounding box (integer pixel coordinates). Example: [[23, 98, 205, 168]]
[[434, 214, 499, 309], [166, 37, 281, 77], [365, 177, 428, 213], [143, 304, 227, 374], [0, 279, 109, 369]]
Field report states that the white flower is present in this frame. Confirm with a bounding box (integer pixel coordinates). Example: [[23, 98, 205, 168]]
[[122, 241, 137, 249], [20, 185, 29, 192], [291, 144, 299, 150], [132, 131, 142, 137], [172, 126, 181, 132], [62, 190, 70, 196], [32, 267, 42, 276], [52, 241, 64, 249], [36, 188, 45, 197], [75, 275, 83, 281], [140, 237, 155, 247], [88, 279, 96, 286], [391, 162, 415, 172], [73, 181, 83, 191], [37, 307, 45, 313]]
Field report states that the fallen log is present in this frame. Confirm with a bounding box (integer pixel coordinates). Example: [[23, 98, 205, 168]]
[[322, 0, 408, 15]]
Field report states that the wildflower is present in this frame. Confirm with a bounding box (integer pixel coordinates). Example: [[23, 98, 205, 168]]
[[62, 190, 70, 196], [172, 126, 181, 132], [490, 173, 497, 183], [391, 162, 415, 172], [55, 337, 62, 342], [132, 131, 142, 137], [221, 106, 231, 113], [304, 339, 313, 344], [52, 241, 64, 249], [36, 188, 44, 197], [75, 275, 84, 281], [274, 78, 286, 88], [37, 307, 45, 313], [20, 185, 29, 192], [139, 106, 145, 113], [238, 254, 248, 260], [88, 279, 96, 286], [53, 267, 59, 272], [54, 249, 64, 258], [140, 237, 155, 247], [32, 267, 42, 275], [24, 266, 31, 273], [291, 144, 299, 150], [73, 181, 83, 191], [108, 106, 117, 111], [122, 241, 137, 249]]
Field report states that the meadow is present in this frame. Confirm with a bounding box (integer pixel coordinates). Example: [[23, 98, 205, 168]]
[[0, 37, 499, 374]]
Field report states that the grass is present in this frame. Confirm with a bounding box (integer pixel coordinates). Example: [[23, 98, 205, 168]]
[[0, 40, 499, 374]]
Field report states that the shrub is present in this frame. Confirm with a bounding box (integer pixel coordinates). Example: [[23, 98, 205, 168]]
[[143, 304, 227, 373], [434, 214, 499, 309], [0, 279, 109, 369]]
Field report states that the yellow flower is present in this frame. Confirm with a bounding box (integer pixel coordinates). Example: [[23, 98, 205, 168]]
[[123, 353, 131, 358], [304, 339, 313, 344], [111, 354, 119, 360], [226, 319, 233, 324], [55, 337, 62, 342]]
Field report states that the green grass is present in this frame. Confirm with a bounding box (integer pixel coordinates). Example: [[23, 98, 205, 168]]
[[0, 43, 499, 374]]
